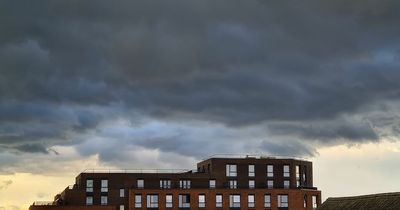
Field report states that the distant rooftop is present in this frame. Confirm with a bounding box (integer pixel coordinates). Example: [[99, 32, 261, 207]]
[[318, 192, 400, 210]]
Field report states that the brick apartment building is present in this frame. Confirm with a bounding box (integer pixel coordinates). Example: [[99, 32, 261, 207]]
[[30, 155, 321, 210]]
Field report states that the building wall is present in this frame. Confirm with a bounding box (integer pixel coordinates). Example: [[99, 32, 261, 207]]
[[197, 158, 314, 189], [129, 188, 321, 210], [30, 205, 116, 210], [30, 157, 321, 210]]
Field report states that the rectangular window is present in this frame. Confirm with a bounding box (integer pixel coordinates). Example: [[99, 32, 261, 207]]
[[134, 194, 142, 208], [120, 188, 124, 197], [248, 164, 255, 177], [179, 194, 190, 208], [209, 179, 216, 188], [304, 195, 307, 208], [296, 165, 301, 187], [216, 194, 223, 208], [303, 166, 307, 186], [278, 195, 288, 207], [86, 196, 93, 205], [160, 180, 171, 189], [101, 196, 107, 205], [229, 180, 237, 189], [166, 194, 173, 208], [229, 195, 240, 208], [267, 165, 274, 177], [264, 194, 271, 208], [267, 180, 274, 189], [179, 180, 191, 189], [119, 205, 124, 210], [312, 195, 318, 209], [147, 194, 158, 208], [248, 194, 255, 208], [283, 165, 290, 177], [284, 180, 290, 189], [137, 179, 144, 188], [249, 180, 255, 189], [101, 180, 108, 192], [198, 194, 206, 208], [226, 164, 237, 177], [86, 179, 93, 192]]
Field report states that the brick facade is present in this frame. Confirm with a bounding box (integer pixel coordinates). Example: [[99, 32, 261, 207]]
[[30, 156, 321, 210]]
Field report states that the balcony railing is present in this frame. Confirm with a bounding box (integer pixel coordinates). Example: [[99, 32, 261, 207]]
[[32, 201, 54, 206], [204, 154, 309, 161], [82, 169, 196, 174]]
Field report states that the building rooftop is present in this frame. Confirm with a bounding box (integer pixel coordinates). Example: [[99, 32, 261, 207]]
[[80, 155, 311, 174], [203, 154, 310, 161], [318, 192, 400, 210]]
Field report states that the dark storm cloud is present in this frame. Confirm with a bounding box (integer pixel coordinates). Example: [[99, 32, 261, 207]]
[[0, 101, 109, 153], [13, 144, 49, 154], [267, 119, 379, 142], [1, 0, 400, 162], [260, 139, 317, 157]]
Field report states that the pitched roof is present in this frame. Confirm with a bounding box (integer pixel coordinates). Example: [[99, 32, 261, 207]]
[[318, 192, 400, 210]]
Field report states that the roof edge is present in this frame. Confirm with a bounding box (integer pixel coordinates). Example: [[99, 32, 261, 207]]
[[326, 192, 400, 201]]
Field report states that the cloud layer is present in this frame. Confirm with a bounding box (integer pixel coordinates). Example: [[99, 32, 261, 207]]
[[1, 0, 400, 173]]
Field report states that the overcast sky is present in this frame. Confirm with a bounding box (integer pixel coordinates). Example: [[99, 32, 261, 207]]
[[1, 1, 400, 209]]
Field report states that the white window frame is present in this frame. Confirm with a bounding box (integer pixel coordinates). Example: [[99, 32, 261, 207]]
[[296, 165, 301, 187], [179, 194, 190, 208], [267, 165, 274, 177], [248, 164, 255, 177], [229, 180, 237, 189], [267, 180, 274, 189], [249, 180, 255, 189], [229, 195, 241, 208], [312, 195, 318, 209], [216, 194, 223, 208], [179, 180, 191, 189], [248, 194, 255, 208], [137, 179, 144, 188], [198, 194, 206, 208], [101, 196, 108, 205], [304, 195, 307, 208], [120, 188, 124, 197], [119, 205, 124, 210], [284, 180, 290, 189], [278, 195, 288, 207], [264, 194, 271, 208], [101, 179, 108, 192], [283, 165, 290, 177], [147, 194, 159, 208], [86, 196, 93, 205], [226, 164, 237, 177], [135, 194, 142, 208], [166, 194, 173, 208], [86, 179, 93, 192], [209, 179, 216, 188], [160, 179, 171, 189]]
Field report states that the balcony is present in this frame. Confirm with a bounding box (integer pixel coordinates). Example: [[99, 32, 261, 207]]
[[82, 169, 194, 174], [32, 201, 55, 206], [204, 154, 310, 161]]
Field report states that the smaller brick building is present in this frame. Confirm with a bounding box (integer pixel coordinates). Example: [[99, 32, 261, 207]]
[[30, 155, 321, 210], [317, 192, 400, 210]]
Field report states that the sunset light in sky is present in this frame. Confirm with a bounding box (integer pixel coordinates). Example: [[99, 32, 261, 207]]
[[1, 1, 400, 209]]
